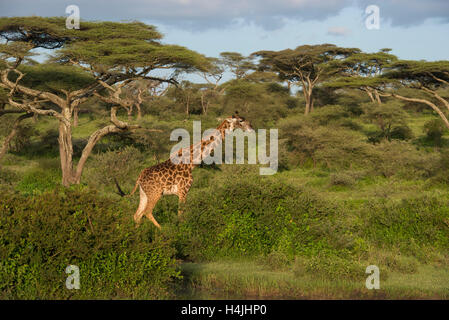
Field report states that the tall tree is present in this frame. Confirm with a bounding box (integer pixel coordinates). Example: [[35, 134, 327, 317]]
[[253, 44, 359, 114], [326, 49, 398, 104], [219, 52, 255, 80], [379, 60, 449, 130], [0, 17, 208, 186]]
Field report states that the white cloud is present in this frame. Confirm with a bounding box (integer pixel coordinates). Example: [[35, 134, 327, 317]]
[[1, 0, 448, 30]]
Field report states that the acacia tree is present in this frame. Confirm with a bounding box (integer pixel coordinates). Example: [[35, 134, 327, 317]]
[[326, 49, 397, 104], [378, 60, 449, 130], [253, 44, 359, 114], [0, 17, 207, 186], [124, 79, 168, 119], [219, 52, 255, 80]]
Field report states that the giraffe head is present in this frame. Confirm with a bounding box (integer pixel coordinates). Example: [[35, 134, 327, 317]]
[[225, 111, 254, 133]]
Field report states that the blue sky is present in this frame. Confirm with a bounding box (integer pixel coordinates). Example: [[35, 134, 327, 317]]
[[156, 6, 448, 61], [1, 0, 448, 82]]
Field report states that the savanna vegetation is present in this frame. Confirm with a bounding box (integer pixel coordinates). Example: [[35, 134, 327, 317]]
[[0, 17, 448, 299]]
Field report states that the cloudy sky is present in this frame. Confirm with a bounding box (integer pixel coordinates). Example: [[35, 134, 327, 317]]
[[1, 0, 448, 64]]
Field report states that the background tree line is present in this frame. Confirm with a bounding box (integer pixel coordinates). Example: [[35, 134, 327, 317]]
[[0, 17, 448, 188]]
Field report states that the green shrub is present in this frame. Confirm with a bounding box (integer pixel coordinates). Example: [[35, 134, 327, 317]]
[[371, 141, 439, 178], [84, 146, 146, 192], [424, 118, 446, 145], [310, 105, 350, 126], [329, 172, 357, 187], [279, 118, 374, 169], [175, 175, 342, 261], [0, 168, 19, 185], [362, 196, 449, 254], [367, 125, 413, 143], [16, 168, 60, 195], [260, 250, 291, 271], [0, 187, 179, 299]]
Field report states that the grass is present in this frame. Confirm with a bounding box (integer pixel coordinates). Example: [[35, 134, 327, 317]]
[[178, 260, 449, 299]]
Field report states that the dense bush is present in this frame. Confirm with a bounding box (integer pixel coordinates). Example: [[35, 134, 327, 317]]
[[362, 196, 449, 257], [424, 118, 446, 145], [280, 119, 374, 169], [362, 101, 414, 142], [0, 187, 179, 299], [371, 141, 439, 178], [84, 146, 147, 193], [173, 175, 346, 261], [329, 171, 357, 187], [16, 168, 60, 195], [0, 168, 19, 186]]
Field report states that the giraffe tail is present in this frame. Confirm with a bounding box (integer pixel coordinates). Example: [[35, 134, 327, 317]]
[[114, 178, 139, 198], [128, 181, 139, 197]]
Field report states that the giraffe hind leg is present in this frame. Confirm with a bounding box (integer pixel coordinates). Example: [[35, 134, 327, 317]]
[[133, 185, 147, 225]]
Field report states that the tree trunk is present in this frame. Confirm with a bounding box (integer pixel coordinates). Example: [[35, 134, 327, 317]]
[[304, 92, 312, 115], [374, 90, 382, 104], [136, 103, 142, 120], [73, 107, 140, 183], [364, 87, 376, 103], [201, 92, 206, 114], [303, 84, 314, 115], [58, 111, 77, 186], [384, 92, 449, 131]]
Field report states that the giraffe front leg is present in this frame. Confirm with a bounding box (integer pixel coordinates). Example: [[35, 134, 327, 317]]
[[145, 192, 162, 229], [177, 193, 187, 218]]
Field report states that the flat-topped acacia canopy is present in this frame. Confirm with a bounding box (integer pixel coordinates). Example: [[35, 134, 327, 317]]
[[0, 17, 209, 74], [0, 17, 210, 186]]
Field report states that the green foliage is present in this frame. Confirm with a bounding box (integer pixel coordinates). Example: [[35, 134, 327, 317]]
[[371, 141, 439, 179], [0, 168, 18, 186], [309, 104, 350, 125], [254, 44, 360, 83], [424, 118, 446, 145], [16, 64, 95, 94], [362, 101, 413, 142], [16, 168, 60, 195], [0, 187, 179, 299], [329, 172, 357, 187], [260, 250, 291, 271], [174, 176, 341, 261], [84, 146, 145, 193], [362, 196, 449, 254], [279, 118, 373, 169], [293, 255, 365, 280]]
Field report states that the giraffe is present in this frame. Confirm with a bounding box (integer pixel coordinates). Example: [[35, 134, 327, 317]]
[[129, 112, 254, 229]]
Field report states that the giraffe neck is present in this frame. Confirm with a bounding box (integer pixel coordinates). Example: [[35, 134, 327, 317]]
[[188, 120, 230, 167]]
